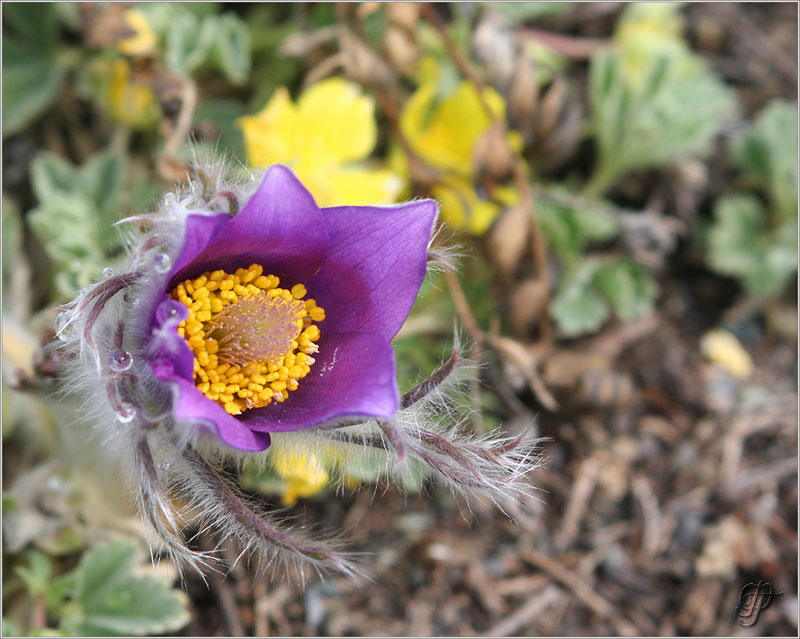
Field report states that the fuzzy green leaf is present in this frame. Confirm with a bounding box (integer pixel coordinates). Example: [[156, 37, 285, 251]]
[[551, 260, 611, 336], [594, 259, 659, 320], [65, 541, 190, 637], [211, 14, 252, 85]]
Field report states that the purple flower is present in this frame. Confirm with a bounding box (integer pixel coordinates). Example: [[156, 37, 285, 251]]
[[146, 165, 436, 452], [55, 159, 540, 577]]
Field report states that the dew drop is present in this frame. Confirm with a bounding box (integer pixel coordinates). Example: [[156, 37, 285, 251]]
[[54, 313, 73, 342], [102, 267, 114, 278], [109, 348, 133, 372], [116, 402, 136, 423], [163, 192, 177, 206], [152, 253, 172, 273], [131, 298, 141, 307], [250, 171, 262, 182], [157, 461, 171, 470]]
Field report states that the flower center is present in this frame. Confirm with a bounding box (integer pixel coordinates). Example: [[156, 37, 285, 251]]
[[172, 263, 325, 416]]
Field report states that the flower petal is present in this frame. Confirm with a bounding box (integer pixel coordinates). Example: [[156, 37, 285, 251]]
[[172, 375, 271, 451], [308, 200, 437, 339], [239, 87, 301, 169], [296, 78, 377, 164], [239, 332, 398, 432], [166, 165, 329, 286]]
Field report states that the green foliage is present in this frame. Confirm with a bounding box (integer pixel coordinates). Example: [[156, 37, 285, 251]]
[[27, 152, 126, 299], [140, 4, 251, 84], [2, 3, 65, 137], [705, 100, 798, 297], [587, 8, 735, 195], [551, 258, 659, 337], [707, 194, 797, 298], [536, 197, 619, 264], [487, 2, 575, 24], [730, 99, 798, 220], [11, 541, 190, 637]]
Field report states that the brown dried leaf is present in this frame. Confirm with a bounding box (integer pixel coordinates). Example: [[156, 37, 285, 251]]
[[472, 123, 516, 183], [386, 2, 420, 29], [486, 204, 530, 277], [509, 278, 548, 337], [487, 334, 558, 410], [384, 25, 419, 76]]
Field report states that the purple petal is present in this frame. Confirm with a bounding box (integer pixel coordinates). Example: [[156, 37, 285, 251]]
[[166, 165, 329, 287], [147, 296, 194, 381], [238, 332, 398, 432], [150, 357, 271, 452], [308, 200, 437, 340]]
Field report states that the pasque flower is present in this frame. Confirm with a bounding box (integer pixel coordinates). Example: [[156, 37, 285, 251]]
[[55, 160, 540, 576]]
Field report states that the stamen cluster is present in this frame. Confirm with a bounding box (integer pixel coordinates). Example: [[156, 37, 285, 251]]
[[172, 263, 325, 416]]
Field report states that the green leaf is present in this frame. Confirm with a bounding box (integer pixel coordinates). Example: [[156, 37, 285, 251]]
[[731, 99, 798, 220], [551, 260, 610, 336], [65, 541, 190, 637], [707, 193, 797, 297], [15, 551, 53, 598], [3, 2, 58, 45], [2, 198, 23, 288], [165, 11, 216, 76], [27, 194, 105, 298], [79, 151, 123, 217], [30, 153, 78, 203], [2, 37, 64, 137], [594, 259, 658, 320], [210, 13, 252, 85], [587, 45, 736, 195], [488, 2, 575, 24]]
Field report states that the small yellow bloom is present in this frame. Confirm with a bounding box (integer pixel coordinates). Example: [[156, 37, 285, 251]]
[[239, 78, 404, 207], [108, 60, 160, 129], [118, 10, 158, 58], [700, 328, 753, 379], [398, 58, 521, 234], [614, 3, 688, 86], [271, 447, 330, 506]]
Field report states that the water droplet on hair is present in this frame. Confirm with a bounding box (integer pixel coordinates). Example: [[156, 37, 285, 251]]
[[250, 171, 262, 182], [102, 267, 114, 278], [109, 349, 133, 372], [116, 403, 136, 423], [163, 192, 177, 206], [158, 461, 171, 470], [54, 313, 72, 341], [131, 298, 141, 307], [152, 253, 172, 273]]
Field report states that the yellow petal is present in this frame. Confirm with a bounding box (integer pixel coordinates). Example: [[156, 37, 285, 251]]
[[401, 73, 509, 175], [433, 178, 519, 236], [322, 166, 406, 206], [296, 78, 378, 164], [239, 87, 301, 169], [700, 329, 753, 379], [271, 447, 330, 506], [118, 10, 158, 57], [108, 60, 159, 129]]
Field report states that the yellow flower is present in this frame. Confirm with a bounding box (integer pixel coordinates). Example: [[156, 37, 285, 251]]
[[239, 78, 404, 207], [271, 447, 331, 506], [615, 3, 688, 86], [118, 10, 158, 57], [398, 59, 521, 234], [433, 178, 519, 236], [108, 60, 160, 129]]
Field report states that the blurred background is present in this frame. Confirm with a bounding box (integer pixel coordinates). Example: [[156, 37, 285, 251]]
[[2, 2, 797, 636]]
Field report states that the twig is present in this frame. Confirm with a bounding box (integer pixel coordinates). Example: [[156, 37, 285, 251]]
[[517, 28, 610, 59], [485, 585, 561, 637], [631, 473, 663, 558], [554, 456, 600, 552], [202, 533, 246, 637], [523, 548, 639, 636], [158, 76, 198, 180]]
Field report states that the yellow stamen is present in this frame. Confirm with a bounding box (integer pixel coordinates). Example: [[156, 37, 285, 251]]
[[171, 264, 325, 416]]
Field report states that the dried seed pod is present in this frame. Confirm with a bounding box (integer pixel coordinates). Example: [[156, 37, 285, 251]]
[[472, 13, 583, 173], [486, 204, 531, 278], [508, 278, 549, 337]]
